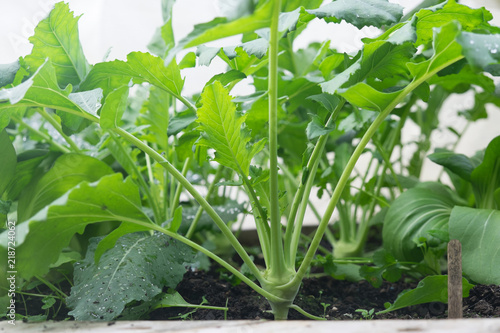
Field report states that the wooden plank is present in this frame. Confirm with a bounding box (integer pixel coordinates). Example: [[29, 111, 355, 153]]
[[3, 319, 500, 333], [448, 239, 463, 319]]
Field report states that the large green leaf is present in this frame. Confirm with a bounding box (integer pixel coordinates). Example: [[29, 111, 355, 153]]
[[67, 233, 194, 320], [0, 61, 99, 121], [0, 130, 16, 196], [80, 52, 184, 100], [196, 81, 265, 176], [24, 2, 90, 87], [383, 183, 458, 261], [321, 38, 414, 95], [17, 154, 113, 222], [378, 275, 474, 314], [338, 20, 466, 112], [470, 136, 500, 209], [338, 82, 400, 112], [164, 1, 273, 64], [415, 0, 493, 46], [428, 149, 478, 182], [0, 173, 152, 279], [322, 4, 488, 97], [78, 60, 135, 97], [449, 206, 500, 284], [323, 41, 414, 94], [308, 0, 403, 29], [127, 52, 183, 96], [407, 21, 463, 81], [457, 32, 500, 76]]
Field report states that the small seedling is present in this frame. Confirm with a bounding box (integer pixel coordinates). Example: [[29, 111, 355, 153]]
[[320, 302, 331, 318], [355, 308, 375, 320]]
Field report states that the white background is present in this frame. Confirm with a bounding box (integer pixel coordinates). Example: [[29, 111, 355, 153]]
[[1, 0, 499, 180]]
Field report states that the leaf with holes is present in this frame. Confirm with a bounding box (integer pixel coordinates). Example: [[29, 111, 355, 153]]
[[67, 232, 195, 320], [308, 0, 403, 29]]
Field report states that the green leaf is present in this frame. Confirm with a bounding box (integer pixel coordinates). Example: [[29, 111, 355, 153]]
[[100, 86, 129, 130], [41, 296, 56, 310], [0, 130, 16, 196], [196, 81, 265, 176], [49, 251, 81, 268], [0, 200, 10, 224], [407, 21, 463, 81], [428, 149, 477, 182], [0, 60, 99, 124], [81, 52, 184, 100], [415, 0, 493, 46], [3, 150, 50, 201], [147, 0, 176, 56], [457, 32, 500, 76], [24, 2, 90, 87], [104, 140, 140, 185], [339, 83, 400, 112], [179, 52, 196, 69], [17, 154, 113, 222], [308, 0, 403, 29], [68, 89, 103, 117], [377, 275, 474, 314], [153, 289, 194, 308], [196, 45, 221, 66], [0, 61, 20, 88], [322, 40, 414, 95], [338, 109, 377, 132], [383, 182, 458, 261], [307, 93, 340, 113], [429, 64, 495, 93], [67, 233, 194, 320], [164, 1, 273, 64], [0, 173, 151, 279], [78, 60, 135, 97], [169, 206, 183, 233], [207, 70, 247, 87], [306, 114, 335, 140], [470, 136, 500, 209], [167, 110, 197, 136], [450, 207, 500, 285], [138, 86, 171, 150], [127, 52, 184, 97]]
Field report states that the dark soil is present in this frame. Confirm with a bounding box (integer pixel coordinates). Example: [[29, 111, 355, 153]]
[[147, 268, 500, 320], [15, 265, 500, 321]]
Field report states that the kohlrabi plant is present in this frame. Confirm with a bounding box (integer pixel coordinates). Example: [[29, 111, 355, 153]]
[[1, 0, 500, 320]]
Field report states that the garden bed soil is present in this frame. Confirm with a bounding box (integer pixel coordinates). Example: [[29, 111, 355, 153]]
[[17, 267, 500, 321]]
